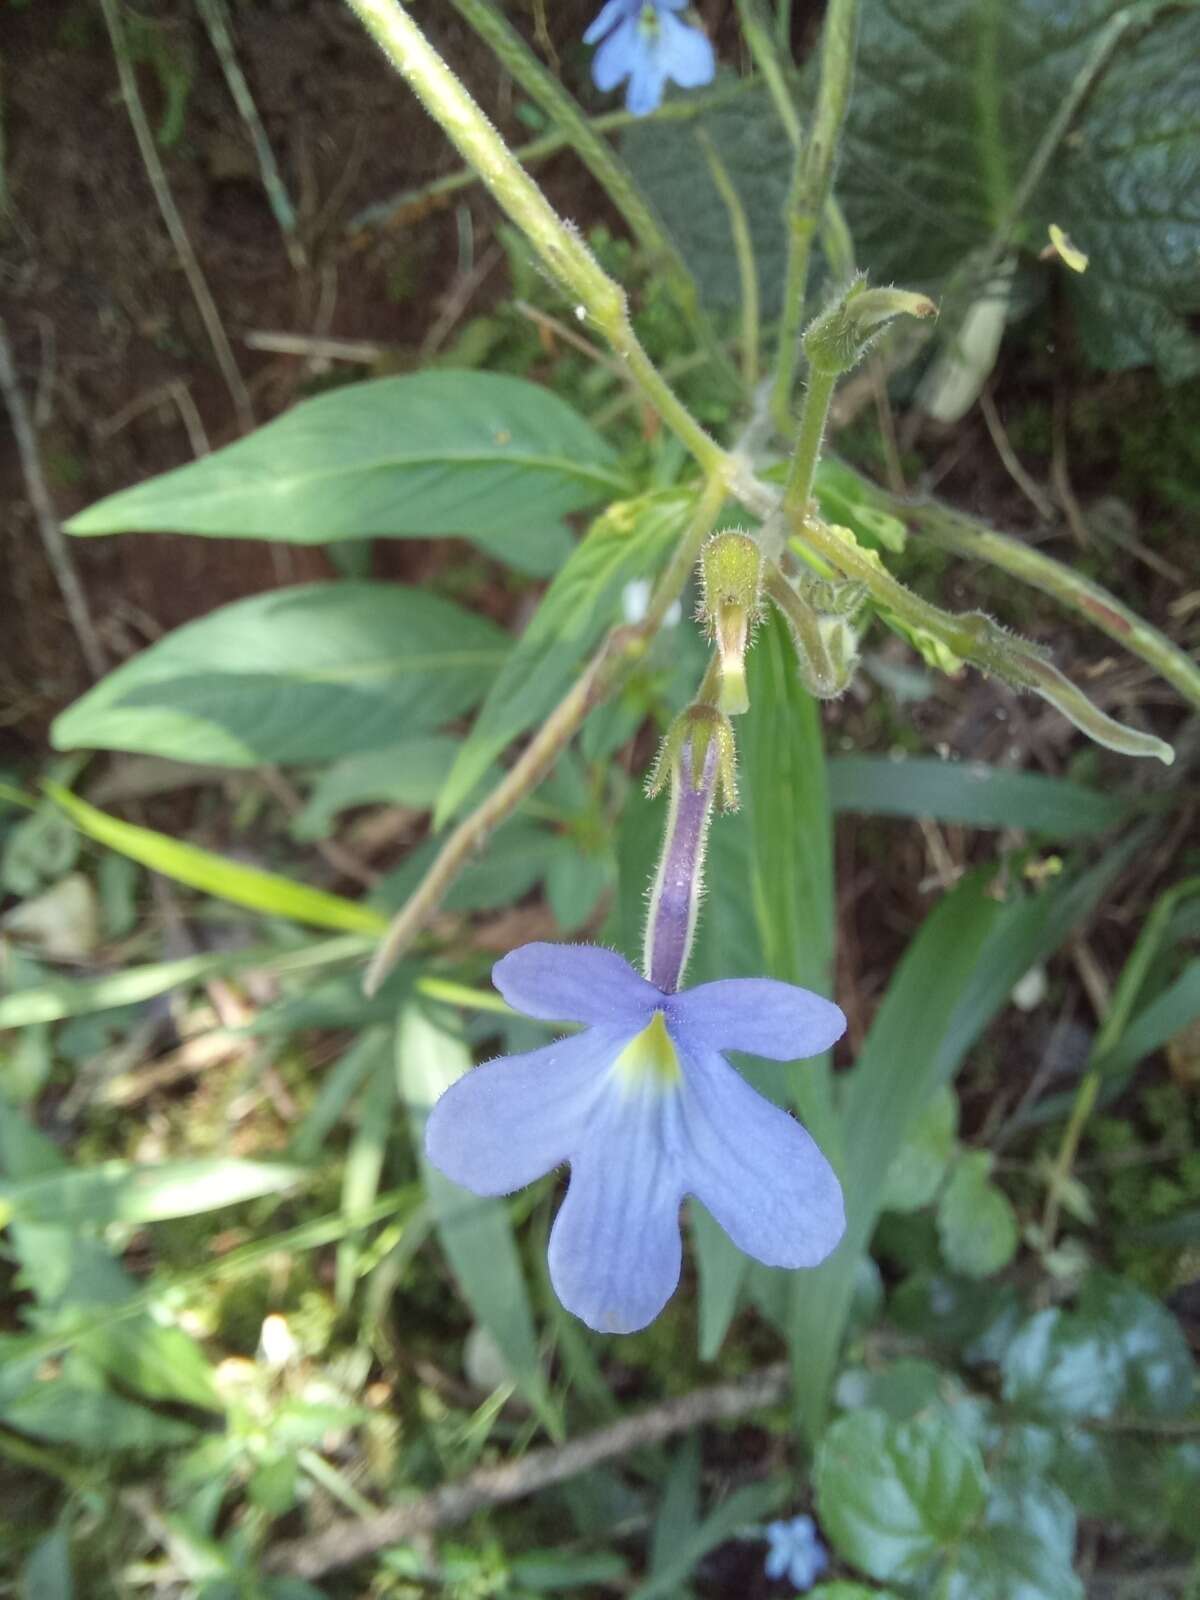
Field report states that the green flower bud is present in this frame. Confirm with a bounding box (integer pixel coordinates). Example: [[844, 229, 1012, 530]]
[[646, 703, 738, 811], [804, 274, 937, 377], [698, 531, 762, 716]]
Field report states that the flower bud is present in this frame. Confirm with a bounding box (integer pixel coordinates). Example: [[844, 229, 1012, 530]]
[[804, 274, 937, 377], [644, 705, 737, 993], [767, 570, 860, 700], [698, 531, 762, 716]]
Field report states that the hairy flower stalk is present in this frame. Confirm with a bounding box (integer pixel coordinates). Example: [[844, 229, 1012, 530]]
[[644, 706, 736, 992]]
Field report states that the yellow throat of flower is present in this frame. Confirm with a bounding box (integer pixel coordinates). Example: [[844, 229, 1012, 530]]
[[613, 1010, 680, 1091]]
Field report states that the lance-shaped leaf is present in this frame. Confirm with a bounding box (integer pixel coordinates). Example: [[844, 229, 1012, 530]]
[[52, 582, 508, 767], [66, 372, 629, 571]]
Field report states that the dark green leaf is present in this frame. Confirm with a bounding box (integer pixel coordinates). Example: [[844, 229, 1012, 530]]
[[53, 583, 508, 767], [1001, 1275, 1191, 1420], [936, 1151, 1019, 1279], [882, 1086, 958, 1213], [942, 1479, 1082, 1600], [1, 1380, 196, 1450], [816, 1409, 988, 1581], [827, 756, 1127, 836], [66, 372, 627, 568]]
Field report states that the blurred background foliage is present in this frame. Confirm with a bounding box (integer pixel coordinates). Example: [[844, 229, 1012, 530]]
[[0, 0, 1197, 1596]]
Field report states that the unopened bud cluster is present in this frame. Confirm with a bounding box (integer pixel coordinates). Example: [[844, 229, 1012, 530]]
[[698, 530, 763, 716], [768, 570, 862, 700]]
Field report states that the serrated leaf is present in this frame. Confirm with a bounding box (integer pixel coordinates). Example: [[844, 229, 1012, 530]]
[[882, 1086, 958, 1213], [437, 488, 698, 826], [942, 1479, 1082, 1600], [936, 1151, 1018, 1278], [816, 1409, 988, 1581], [1001, 1275, 1191, 1422], [626, 5, 1200, 381], [66, 372, 628, 568], [52, 582, 508, 768], [0, 1157, 305, 1228]]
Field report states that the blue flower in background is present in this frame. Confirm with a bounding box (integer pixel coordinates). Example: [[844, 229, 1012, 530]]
[[425, 943, 844, 1333], [584, 0, 716, 117], [764, 1516, 829, 1591]]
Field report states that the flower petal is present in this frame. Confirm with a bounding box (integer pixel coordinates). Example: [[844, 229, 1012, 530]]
[[679, 1046, 845, 1267], [625, 44, 669, 114], [548, 1101, 684, 1333], [492, 942, 660, 1027], [667, 978, 845, 1060], [591, 18, 640, 91], [583, 0, 636, 47], [658, 13, 716, 89], [425, 1027, 623, 1197]]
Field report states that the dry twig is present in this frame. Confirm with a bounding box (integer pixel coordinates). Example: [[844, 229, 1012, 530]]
[[269, 1363, 788, 1578], [0, 319, 107, 680]]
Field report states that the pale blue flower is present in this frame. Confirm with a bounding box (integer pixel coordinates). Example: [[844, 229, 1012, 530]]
[[584, 0, 716, 117], [764, 1516, 828, 1591], [425, 943, 845, 1333]]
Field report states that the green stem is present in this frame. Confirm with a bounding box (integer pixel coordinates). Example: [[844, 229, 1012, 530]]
[[697, 130, 760, 391], [349, 76, 763, 231], [908, 500, 1200, 713], [343, 0, 724, 477], [364, 477, 728, 992], [735, 0, 802, 145], [770, 0, 860, 433], [448, 0, 740, 397], [783, 365, 838, 516], [732, 0, 857, 284]]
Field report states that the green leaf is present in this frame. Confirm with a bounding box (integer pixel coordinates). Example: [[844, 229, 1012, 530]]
[[65, 372, 628, 567], [1001, 1275, 1192, 1420], [626, 8, 1200, 381], [827, 757, 1127, 836], [335, 1039, 397, 1304], [788, 842, 1139, 1435], [936, 1151, 1019, 1278], [291, 737, 478, 841], [437, 488, 698, 827], [1, 1380, 197, 1450], [941, 1480, 1082, 1600], [816, 1409, 988, 1581], [0, 936, 362, 1030], [52, 582, 508, 767], [845, 0, 1200, 380], [633, 1476, 785, 1600], [882, 1086, 958, 1213], [44, 784, 386, 935], [20, 1529, 73, 1600], [0, 1157, 305, 1228], [1095, 958, 1200, 1081], [810, 1587, 904, 1600], [623, 78, 789, 316], [396, 1005, 556, 1429]]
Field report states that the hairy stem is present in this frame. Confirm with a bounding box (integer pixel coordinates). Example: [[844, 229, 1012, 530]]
[[364, 477, 728, 992], [783, 364, 838, 517], [447, 0, 739, 396], [770, 0, 859, 433], [908, 500, 1200, 713]]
